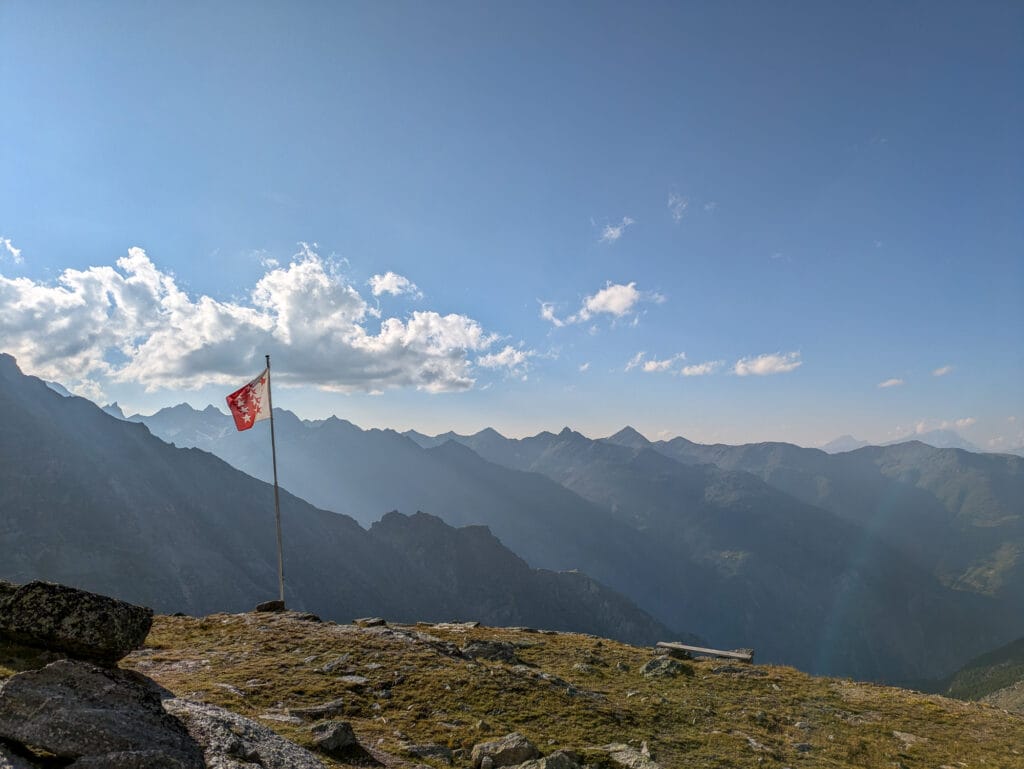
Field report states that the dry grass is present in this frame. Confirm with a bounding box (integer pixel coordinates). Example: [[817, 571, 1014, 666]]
[[113, 612, 1024, 768]]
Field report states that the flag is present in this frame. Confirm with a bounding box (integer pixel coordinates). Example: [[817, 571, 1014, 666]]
[[226, 368, 271, 431]]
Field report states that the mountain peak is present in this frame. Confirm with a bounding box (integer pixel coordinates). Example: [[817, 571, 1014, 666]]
[[820, 434, 870, 454], [101, 402, 126, 419], [609, 425, 650, 444]]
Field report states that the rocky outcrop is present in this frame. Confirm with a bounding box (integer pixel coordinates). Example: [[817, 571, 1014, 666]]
[[0, 660, 203, 766], [0, 581, 152, 665], [163, 699, 325, 769], [0, 581, 339, 769]]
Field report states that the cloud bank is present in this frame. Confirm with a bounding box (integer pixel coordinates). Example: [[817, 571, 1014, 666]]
[[0, 245, 522, 395]]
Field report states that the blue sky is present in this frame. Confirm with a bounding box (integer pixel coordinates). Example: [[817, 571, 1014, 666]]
[[1, 1, 1021, 448]]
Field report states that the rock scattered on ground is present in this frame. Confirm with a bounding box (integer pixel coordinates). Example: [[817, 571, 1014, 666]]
[[462, 640, 519, 663], [471, 732, 540, 768], [639, 656, 684, 678], [602, 743, 662, 769], [514, 749, 581, 769], [309, 719, 358, 756], [289, 696, 349, 720]]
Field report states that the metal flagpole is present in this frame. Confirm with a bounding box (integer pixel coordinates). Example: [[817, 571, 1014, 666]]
[[265, 354, 285, 605]]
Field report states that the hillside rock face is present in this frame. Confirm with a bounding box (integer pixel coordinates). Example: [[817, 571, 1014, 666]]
[[0, 660, 204, 766], [0, 581, 329, 769], [0, 581, 152, 665]]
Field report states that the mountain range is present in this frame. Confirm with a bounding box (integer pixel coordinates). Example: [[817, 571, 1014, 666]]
[[120, 398, 1024, 684], [0, 353, 669, 645]]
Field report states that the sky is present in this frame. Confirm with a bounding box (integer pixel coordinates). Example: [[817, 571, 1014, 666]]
[[1, 1, 1021, 449]]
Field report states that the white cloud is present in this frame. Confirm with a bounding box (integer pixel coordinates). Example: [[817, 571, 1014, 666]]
[[369, 271, 422, 298], [667, 192, 688, 223], [0, 237, 23, 264], [703, 201, 718, 213], [932, 365, 953, 377], [599, 216, 635, 243], [681, 360, 723, 377], [878, 378, 905, 388], [626, 351, 685, 373], [477, 345, 534, 377], [625, 352, 645, 372], [579, 282, 640, 319], [579, 362, 590, 372], [539, 301, 565, 327], [541, 281, 661, 328], [0, 245, 505, 394], [733, 351, 802, 376], [955, 417, 977, 429]]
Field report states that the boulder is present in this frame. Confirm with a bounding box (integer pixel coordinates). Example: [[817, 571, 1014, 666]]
[[0, 581, 152, 665], [0, 744, 42, 769], [68, 752, 199, 768], [602, 744, 661, 769], [255, 600, 286, 613], [471, 733, 540, 768], [309, 720, 358, 755], [461, 640, 518, 663], [353, 617, 386, 627], [639, 656, 683, 678], [163, 698, 325, 769], [0, 660, 203, 766], [514, 750, 581, 769], [289, 697, 349, 720]]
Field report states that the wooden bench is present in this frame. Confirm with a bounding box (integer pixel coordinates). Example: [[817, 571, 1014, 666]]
[[656, 641, 754, 663]]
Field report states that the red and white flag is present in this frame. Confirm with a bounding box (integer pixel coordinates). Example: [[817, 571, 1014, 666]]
[[226, 368, 271, 431]]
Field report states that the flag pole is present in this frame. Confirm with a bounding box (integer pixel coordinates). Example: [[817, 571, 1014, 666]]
[[265, 353, 285, 606]]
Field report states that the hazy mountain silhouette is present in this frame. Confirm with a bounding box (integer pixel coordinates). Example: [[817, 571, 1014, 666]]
[[820, 434, 871, 453], [883, 428, 982, 452], [606, 430, 1024, 617], [131, 405, 1019, 682], [0, 353, 670, 644]]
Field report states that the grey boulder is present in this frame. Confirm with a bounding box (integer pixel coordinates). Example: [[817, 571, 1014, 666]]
[[515, 750, 581, 769], [602, 744, 662, 769], [0, 581, 152, 665], [164, 698, 326, 769], [310, 720, 358, 755], [472, 733, 540, 768], [639, 656, 684, 678], [68, 752, 200, 768], [0, 660, 203, 766]]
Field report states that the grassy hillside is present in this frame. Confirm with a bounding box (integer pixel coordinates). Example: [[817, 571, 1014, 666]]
[[946, 635, 1024, 713], [118, 612, 1024, 769]]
